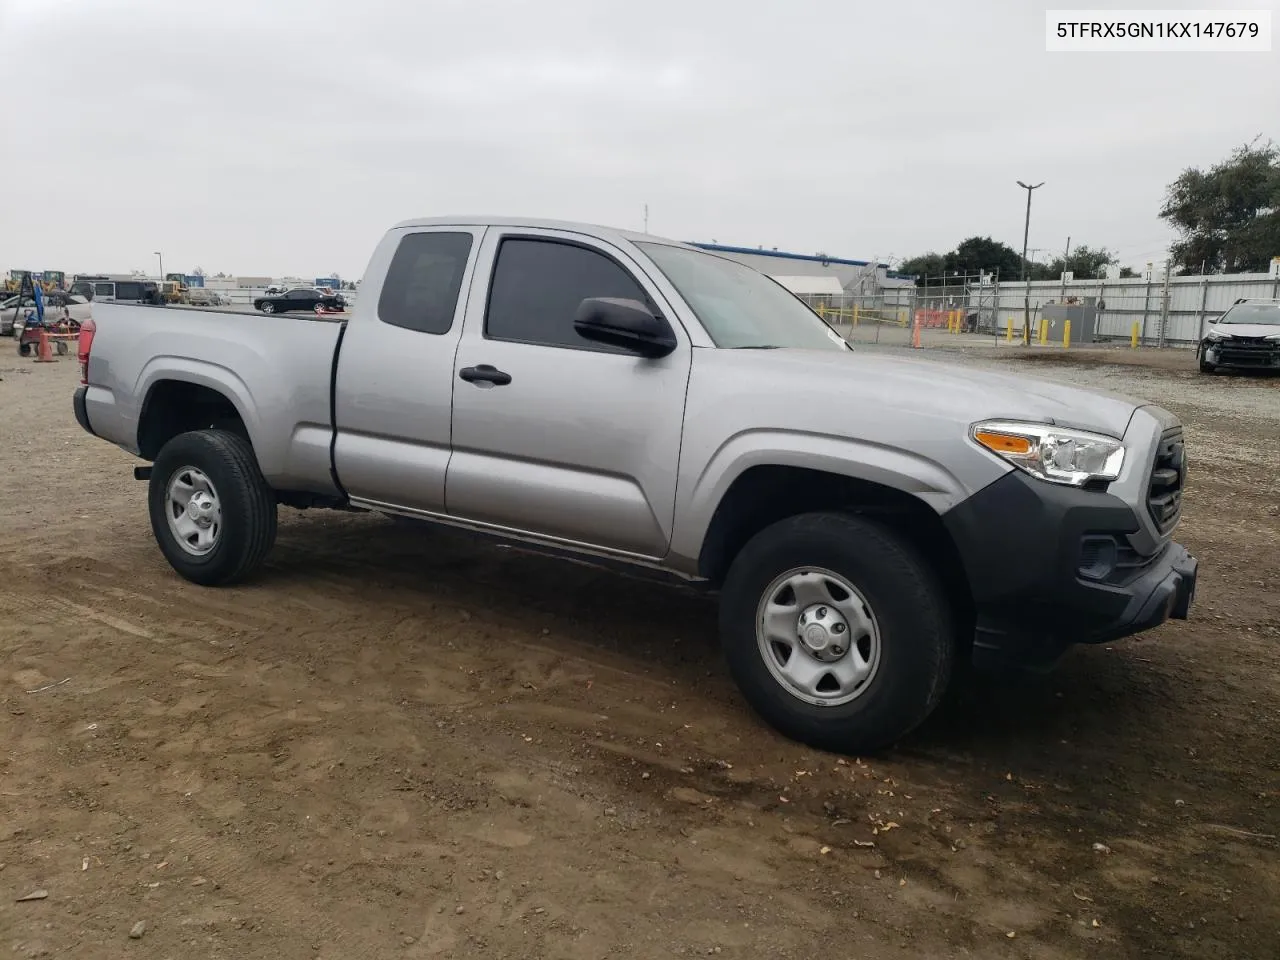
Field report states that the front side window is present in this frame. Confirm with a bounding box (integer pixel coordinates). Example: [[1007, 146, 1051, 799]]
[[639, 242, 848, 351], [485, 238, 649, 353], [379, 231, 474, 335]]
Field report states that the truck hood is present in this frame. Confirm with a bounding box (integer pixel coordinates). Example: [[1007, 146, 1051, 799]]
[[1210, 324, 1280, 338], [702, 347, 1144, 438]]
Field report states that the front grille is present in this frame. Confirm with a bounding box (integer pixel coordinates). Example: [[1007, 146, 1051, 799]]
[[1217, 336, 1280, 367], [1147, 427, 1185, 534]]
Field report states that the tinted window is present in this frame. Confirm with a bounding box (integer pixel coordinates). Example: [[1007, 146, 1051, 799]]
[[290, 288, 317, 298], [115, 281, 144, 300], [485, 238, 648, 351], [378, 231, 474, 335], [93, 283, 113, 298]]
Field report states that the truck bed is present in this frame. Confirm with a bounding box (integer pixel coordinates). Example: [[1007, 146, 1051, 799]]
[[81, 302, 345, 495]]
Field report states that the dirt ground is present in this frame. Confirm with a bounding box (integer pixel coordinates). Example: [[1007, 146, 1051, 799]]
[[1, 346, 1277, 960]]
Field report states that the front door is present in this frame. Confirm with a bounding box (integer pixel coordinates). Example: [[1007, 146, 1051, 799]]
[[447, 228, 693, 559]]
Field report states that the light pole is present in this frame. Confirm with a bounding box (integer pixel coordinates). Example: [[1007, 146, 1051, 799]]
[[154, 251, 164, 282], [1016, 180, 1043, 345]]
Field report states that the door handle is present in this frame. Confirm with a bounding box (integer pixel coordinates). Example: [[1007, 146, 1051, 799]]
[[458, 364, 512, 386]]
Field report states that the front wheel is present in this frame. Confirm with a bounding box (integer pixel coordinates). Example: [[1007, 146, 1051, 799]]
[[719, 512, 954, 754], [148, 429, 277, 585], [261, 302, 275, 314]]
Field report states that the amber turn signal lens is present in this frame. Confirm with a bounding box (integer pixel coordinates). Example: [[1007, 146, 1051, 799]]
[[973, 429, 1034, 455]]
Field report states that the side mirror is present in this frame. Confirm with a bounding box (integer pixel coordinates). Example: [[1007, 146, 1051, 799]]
[[1207, 316, 1218, 324], [573, 297, 677, 358]]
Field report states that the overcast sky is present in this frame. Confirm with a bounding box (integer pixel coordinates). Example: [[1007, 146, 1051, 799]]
[[1, 0, 1276, 278]]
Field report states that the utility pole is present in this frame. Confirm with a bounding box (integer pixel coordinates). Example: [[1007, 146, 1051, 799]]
[[154, 251, 165, 281], [643, 204, 649, 234], [1158, 253, 1173, 348], [1059, 235, 1071, 302], [1016, 180, 1044, 345]]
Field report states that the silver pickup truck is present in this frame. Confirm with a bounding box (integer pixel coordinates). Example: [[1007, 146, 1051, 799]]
[[72, 216, 1198, 752]]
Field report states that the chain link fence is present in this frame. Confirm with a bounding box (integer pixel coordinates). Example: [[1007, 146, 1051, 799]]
[[802, 270, 1280, 352]]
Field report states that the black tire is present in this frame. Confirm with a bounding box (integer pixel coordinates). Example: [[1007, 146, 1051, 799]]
[[261, 302, 275, 314], [1198, 353, 1216, 374], [18, 340, 33, 357], [56, 340, 68, 356], [148, 430, 277, 586], [719, 511, 954, 754]]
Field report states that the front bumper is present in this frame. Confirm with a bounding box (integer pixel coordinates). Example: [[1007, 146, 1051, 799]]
[[1202, 339, 1280, 370], [943, 470, 1197, 671]]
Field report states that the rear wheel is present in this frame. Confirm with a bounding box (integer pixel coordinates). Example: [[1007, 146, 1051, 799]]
[[719, 511, 954, 754], [148, 430, 277, 585]]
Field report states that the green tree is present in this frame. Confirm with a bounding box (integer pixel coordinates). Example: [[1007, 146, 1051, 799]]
[[949, 236, 1024, 278], [1043, 245, 1122, 280], [898, 252, 946, 279], [1160, 138, 1280, 274]]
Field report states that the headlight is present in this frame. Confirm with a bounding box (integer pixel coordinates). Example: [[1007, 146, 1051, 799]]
[[1205, 329, 1226, 341], [970, 420, 1125, 487]]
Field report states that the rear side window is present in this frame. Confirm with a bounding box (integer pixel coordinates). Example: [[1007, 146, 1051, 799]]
[[378, 231, 474, 335], [484, 238, 649, 352], [93, 283, 113, 298], [115, 281, 143, 300]]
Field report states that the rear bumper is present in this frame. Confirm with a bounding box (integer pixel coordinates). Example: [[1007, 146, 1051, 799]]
[[73, 385, 96, 437], [943, 470, 1198, 671]]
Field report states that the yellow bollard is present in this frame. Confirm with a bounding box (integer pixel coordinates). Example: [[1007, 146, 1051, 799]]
[[852, 305, 859, 327], [1130, 321, 1139, 349], [1006, 318, 1014, 342], [1063, 319, 1072, 349], [817, 303, 826, 320], [1039, 319, 1048, 345]]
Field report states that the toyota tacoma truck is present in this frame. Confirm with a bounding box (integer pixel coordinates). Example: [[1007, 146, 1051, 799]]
[[71, 216, 1198, 753]]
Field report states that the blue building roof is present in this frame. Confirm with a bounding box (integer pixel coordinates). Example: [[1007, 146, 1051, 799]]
[[688, 242, 886, 269]]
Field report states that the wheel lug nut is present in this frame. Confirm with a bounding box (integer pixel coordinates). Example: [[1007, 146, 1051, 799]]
[[817, 606, 827, 617], [832, 623, 846, 634], [831, 646, 843, 656]]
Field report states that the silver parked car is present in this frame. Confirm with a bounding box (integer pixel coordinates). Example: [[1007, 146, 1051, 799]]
[[1197, 298, 1280, 373]]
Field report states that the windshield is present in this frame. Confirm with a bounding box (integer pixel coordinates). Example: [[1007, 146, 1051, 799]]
[[1220, 303, 1280, 326], [638, 242, 849, 350]]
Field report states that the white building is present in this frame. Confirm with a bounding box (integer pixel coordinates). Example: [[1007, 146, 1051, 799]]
[[688, 243, 912, 296]]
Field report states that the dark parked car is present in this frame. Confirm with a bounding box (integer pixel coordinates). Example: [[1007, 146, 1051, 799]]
[[253, 287, 346, 315]]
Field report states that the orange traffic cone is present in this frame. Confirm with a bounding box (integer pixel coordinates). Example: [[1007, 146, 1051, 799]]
[[34, 327, 57, 363]]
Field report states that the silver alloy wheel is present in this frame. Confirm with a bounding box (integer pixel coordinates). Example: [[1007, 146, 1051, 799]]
[[262, 302, 274, 313], [164, 466, 223, 556], [755, 566, 882, 706]]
